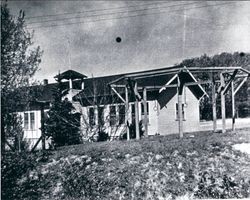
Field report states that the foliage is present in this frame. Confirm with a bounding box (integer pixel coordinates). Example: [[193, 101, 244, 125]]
[[177, 52, 250, 120], [1, 3, 43, 151], [97, 130, 110, 142], [121, 120, 144, 140], [44, 81, 82, 147], [1, 152, 37, 199], [1, 129, 250, 199]]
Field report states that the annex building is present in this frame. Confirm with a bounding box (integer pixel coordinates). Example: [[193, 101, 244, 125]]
[[15, 65, 250, 150]]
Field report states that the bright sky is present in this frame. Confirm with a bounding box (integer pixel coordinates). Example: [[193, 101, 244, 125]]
[[8, 1, 250, 83]]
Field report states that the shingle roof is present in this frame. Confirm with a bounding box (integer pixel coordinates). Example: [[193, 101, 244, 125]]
[[16, 65, 207, 110], [54, 69, 87, 81]]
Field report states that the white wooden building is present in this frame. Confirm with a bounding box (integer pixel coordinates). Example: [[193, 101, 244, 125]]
[[15, 66, 208, 149]]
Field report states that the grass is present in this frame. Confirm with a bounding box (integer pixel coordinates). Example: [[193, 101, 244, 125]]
[[2, 128, 250, 200]]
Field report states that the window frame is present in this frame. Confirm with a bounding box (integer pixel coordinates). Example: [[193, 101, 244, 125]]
[[88, 107, 96, 127], [97, 106, 105, 126], [118, 104, 125, 125], [109, 105, 117, 126], [175, 103, 186, 121], [23, 112, 36, 130]]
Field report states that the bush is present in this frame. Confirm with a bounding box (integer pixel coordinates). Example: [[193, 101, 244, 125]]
[[195, 172, 250, 198], [1, 152, 37, 199], [121, 120, 144, 140], [97, 131, 110, 142], [1, 151, 52, 200]]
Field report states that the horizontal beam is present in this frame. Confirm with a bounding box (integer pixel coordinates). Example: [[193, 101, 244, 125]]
[[188, 66, 242, 71], [108, 66, 249, 85], [110, 84, 126, 88]]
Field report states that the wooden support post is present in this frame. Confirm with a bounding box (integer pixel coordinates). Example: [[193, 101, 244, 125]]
[[134, 82, 140, 140], [220, 73, 226, 133], [18, 130, 21, 153], [143, 87, 148, 137], [211, 79, 217, 132], [231, 81, 235, 131], [177, 77, 183, 138], [125, 86, 130, 140], [41, 104, 46, 150]]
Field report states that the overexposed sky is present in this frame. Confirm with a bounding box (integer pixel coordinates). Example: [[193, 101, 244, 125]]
[[8, 1, 250, 83]]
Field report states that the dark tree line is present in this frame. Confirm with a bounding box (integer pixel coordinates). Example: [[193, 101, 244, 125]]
[[177, 52, 250, 120]]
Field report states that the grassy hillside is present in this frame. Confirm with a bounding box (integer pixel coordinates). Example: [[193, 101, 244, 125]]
[[2, 129, 250, 200]]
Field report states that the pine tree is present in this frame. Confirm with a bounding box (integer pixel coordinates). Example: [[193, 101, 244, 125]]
[[44, 81, 82, 147]]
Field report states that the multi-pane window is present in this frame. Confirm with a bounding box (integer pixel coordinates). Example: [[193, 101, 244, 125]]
[[24, 113, 29, 130], [176, 103, 185, 120], [110, 105, 116, 126], [98, 106, 104, 126], [24, 112, 35, 130], [141, 102, 149, 115], [30, 113, 35, 130], [118, 104, 125, 125], [130, 103, 136, 123], [89, 107, 96, 126], [141, 102, 149, 123]]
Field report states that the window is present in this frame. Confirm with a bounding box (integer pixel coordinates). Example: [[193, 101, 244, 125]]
[[24, 113, 29, 130], [24, 112, 35, 130], [176, 103, 185, 120], [30, 113, 35, 130], [141, 102, 149, 115], [89, 107, 96, 126], [141, 102, 149, 123], [131, 104, 135, 123], [118, 104, 125, 125], [110, 105, 116, 126], [98, 106, 104, 126]]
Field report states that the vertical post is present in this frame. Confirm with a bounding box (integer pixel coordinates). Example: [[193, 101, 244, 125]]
[[231, 81, 235, 131], [41, 104, 46, 150], [211, 78, 217, 132], [143, 87, 148, 137], [125, 86, 130, 140], [134, 82, 140, 140], [81, 78, 84, 90], [220, 73, 226, 133], [18, 130, 21, 153], [178, 77, 183, 138], [69, 78, 73, 89]]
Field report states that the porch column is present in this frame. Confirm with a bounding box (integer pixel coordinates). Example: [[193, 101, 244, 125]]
[[125, 86, 130, 140], [211, 78, 217, 132], [231, 81, 236, 131], [220, 73, 226, 133], [134, 82, 140, 140], [143, 87, 148, 137], [177, 76, 183, 138]]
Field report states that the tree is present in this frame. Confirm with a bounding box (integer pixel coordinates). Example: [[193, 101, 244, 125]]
[[178, 52, 250, 120], [44, 81, 82, 147], [1, 3, 43, 152]]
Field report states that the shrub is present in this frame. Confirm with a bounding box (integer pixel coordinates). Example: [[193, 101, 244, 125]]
[[121, 120, 144, 140], [97, 131, 110, 142], [1, 152, 37, 199], [195, 172, 250, 198]]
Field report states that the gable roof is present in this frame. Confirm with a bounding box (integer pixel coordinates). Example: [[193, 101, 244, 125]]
[[15, 65, 207, 110], [54, 69, 87, 81], [75, 66, 206, 106], [157, 68, 207, 109]]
